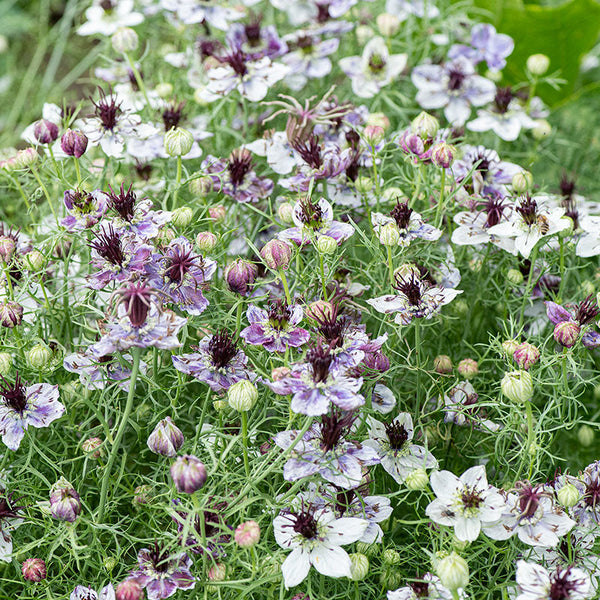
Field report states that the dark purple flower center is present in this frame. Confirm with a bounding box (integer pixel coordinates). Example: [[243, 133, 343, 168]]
[[516, 483, 542, 519], [244, 13, 262, 46], [147, 543, 173, 574], [0, 373, 28, 413], [100, 0, 115, 11], [296, 35, 315, 54], [308, 345, 333, 384], [298, 197, 324, 228], [292, 135, 323, 170], [220, 49, 248, 76], [319, 411, 353, 452], [162, 100, 186, 131], [516, 195, 539, 226], [268, 300, 291, 330], [409, 580, 430, 598], [164, 247, 196, 284], [316, 3, 330, 22], [91, 89, 122, 131], [292, 510, 319, 539], [575, 295, 599, 326], [197, 39, 221, 59], [394, 273, 423, 306], [480, 196, 506, 228], [549, 568, 580, 600], [448, 68, 466, 91], [461, 487, 483, 509], [559, 174, 576, 198], [89, 225, 126, 266], [208, 330, 238, 369], [583, 477, 600, 509], [228, 149, 253, 188], [313, 305, 345, 349], [493, 87, 512, 114], [120, 282, 152, 327], [391, 201, 413, 229], [562, 196, 579, 230], [135, 162, 153, 181], [66, 190, 96, 215], [385, 421, 409, 450], [369, 53, 386, 73], [0, 492, 24, 522], [474, 150, 493, 178], [108, 183, 137, 221]]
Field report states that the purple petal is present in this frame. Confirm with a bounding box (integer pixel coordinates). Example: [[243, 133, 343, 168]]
[[545, 301, 573, 324]]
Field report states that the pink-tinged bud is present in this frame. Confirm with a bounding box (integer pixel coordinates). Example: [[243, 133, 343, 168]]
[[362, 352, 390, 374], [305, 300, 334, 322], [260, 239, 292, 270], [364, 125, 385, 145], [49, 477, 81, 522], [133, 484, 153, 506], [0, 235, 16, 263], [234, 520, 261, 548], [513, 342, 540, 370], [81, 436, 103, 459], [170, 454, 207, 494], [196, 231, 218, 253], [33, 119, 59, 145], [271, 366, 291, 381], [431, 141, 456, 168], [554, 321, 580, 347], [208, 563, 226, 581], [61, 129, 88, 158], [209, 204, 227, 222], [225, 259, 258, 296], [147, 416, 184, 457], [116, 579, 144, 600], [0, 300, 23, 328], [434, 355, 453, 374], [15, 148, 38, 168], [457, 358, 478, 380], [22, 558, 47, 582]]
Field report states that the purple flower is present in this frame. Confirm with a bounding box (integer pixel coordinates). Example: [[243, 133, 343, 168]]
[[267, 345, 364, 416], [240, 301, 310, 352], [61, 189, 108, 231], [127, 544, 195, 600], [274, 411, 379, 489], [281, 34, 338, 90], [145, 237, 217, 316], [449, 24, 514, 72], [172, 330, 252, 392], [70, 584, 115, 600], [372, 202, 442, 248], [227, 18, 286, 59], [0, 374, 64, 451], [545, 296, 600, 349]]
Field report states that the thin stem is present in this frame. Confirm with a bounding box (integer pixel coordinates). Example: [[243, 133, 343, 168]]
[[319, 253, 327, 299], [435, 168, 446, 227], [124, 51, 151, 107], [279, 268, 292, 305], [73, 157, 82, 187], [387, 244, 395, 289], [518, 245, 540, 331], [30, 166, 58, 222], [240, 410, 250, 478], [97, 347, 141, 523]]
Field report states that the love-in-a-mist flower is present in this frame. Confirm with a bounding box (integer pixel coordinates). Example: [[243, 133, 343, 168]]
[[387, 573, 457, 600], [273, 410, 379, 489], [61, 189, 109, 231], [562, 460, 600, 527], [0, 374, 64, 451], [127, 544, 195, 600], [273, 504, 368, 588], [545, 296, 600, 349], [372, 201, 442, 248], [240, 301, 310, 352], [160, 0, 240, 29], [364, 413, 437, 484], [227, 15, 286, 59], [576, 216, 600, 258], [281, 33, 338, 91], [426, 465, 505, 542], [0, 491, 24, 562], [449, 23, 514, 72], [147, 417, 184, 457], [77, 0, 143, 36], [385, 0, 440, 20], [514, 560, 592, 600], [441, 380, 500, 432], [339, 36, 407, 98], [70, 584, 116, 600]]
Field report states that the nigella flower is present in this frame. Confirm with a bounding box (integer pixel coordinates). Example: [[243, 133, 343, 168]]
[[202, 149, 274, 203], [514, 560, 592, 600], [198, 48, 288, 103], [426, 465, 505, 542], [339, 36, 407, 99], [76, 0, 143, 36], [126, 543, 195, 600], [561, 461, 600, 527], [267, 345, 365, 415], [70, 584, 115, 600], [364, 413, 437, 484], [87, 224, 152, 290], [273, 410, 379, 489], [440, 380, 501, 432], [90, 283, 187, 357], [278, 197, 354, 246], [273, 504, 368, 588], [411, 56, 496, 126], [385, 0, 440, 20], [371, 383, 397, 414], [172, 330, 252, 392], [145, 237, 217, 316], [388, 573, 457, 600], [576, 216, 600, 258], [160, 0, 240, 30], [106, 183, 171, 239], [240, 300, 310, 352], [244, 130, 298, 174], [0, 491, 24, 562], [367, 270, 462, 326], [448, 23, 514, 72], [372, 201, 442, 248], [0, 374, 64, 451], [484, 481, 576, 547], [545, 296, 600, 349], [281, 33, 338, 91], [227, 16, 286, 59], [63, 350, 148, 392], [61, 189, 109, 231], [488, 194, 571, 259]]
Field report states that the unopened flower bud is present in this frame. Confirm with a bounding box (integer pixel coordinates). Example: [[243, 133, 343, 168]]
[[228, 380, 258, 412], [502, 339, 519, 357], [261, 239, 292, 270], [278, 202, 294, 223], [354, 176, 374, 194], [355, 541, 378, 557], [363, 125, 385, 146], [26, 342, 53, 370], [213, 400, 229, 413], [376, 12, 400, 36], [557, 482, 580, 508], [49, 477, 81, 522], [22, 558, 47, 582], [133, 484, 153, 506], [170, 455, 207, 494], [0, 352, 12, 376], [235, 520, 261, 548], [457, 358, 478, 380], [366, 112, 390, 130], [82, 436, 103, 458], [116, 579, 144, 600], [104, 557, 118, 571], [155, 82, 173, 98], [112, 27, 139, 53], [305, 300, 334, 322], [513, 342, 540, 370], [61, 129, 88, 158], [383, 187, 405, 201], [436, 552, 469, 590], [501, 370, 533, 403], [356, 25, 374, 46], [147, 416, 184, 457], [171, 206, 194, 228], [15, 148, 38, 168], [382, 549, 401, 565], [0, 300, 23, 328], [431, 141, 456, 168], [507, 268, 524, 286], [189, 176, 213, 196], [411, 111, 439, 139], [0, 236, 15, 263], [578, 425, 595, 447], [209, 204, 226, 222], [225, 259, 258, 295], [195, 231, 217, 253], [512, 171, 533, 193], [165, 127, 194, 157], [33, 119, 59, 145], [434, 355, 453, 375], [208, 562, 227, 582], [405, 467, 429, 490], [316, 235, 337, 255], [348, 553, 370, 581], [378, 222, 400, 246], [527, 53, 550, 76], [532, 119, 551, 140], [554, 321, 580, 347], [24, 250, 45, 271]]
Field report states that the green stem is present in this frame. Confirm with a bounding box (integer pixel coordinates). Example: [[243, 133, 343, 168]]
[[387, 244, 395, 290], [319, 253, 327, 299], [414, 319, 422, 410], [518, 245, 539, 331], [30, 166, 58, 222], [73, 157, 82, 187], [240, 410, 250, 478], [279, 268, 292, 305], [124, 51, 151, 107], [435, 168, 446, 228], [97, 347, 141, 523]]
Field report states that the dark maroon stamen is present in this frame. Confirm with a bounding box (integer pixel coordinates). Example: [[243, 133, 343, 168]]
[[164, 247, 197, 284], [559, 173, 576, 198], [291, 509, 319, 539], [316, 3, 330, 23], [575, 295, 600, 326], [197, 38, 222, 59], [244, 13, 262, 46], [549, 568, 582, 600], [320, 411, 354, 452], [219, 49, 248, 77], [147, 542, 172, 574], [107, 183, 137, 221], [409, 580, 430, 598], [448, 68, 465, 91], [89, 225, 126, 266], [292, 135, 323, 170], [583, 476, 600, 510], [120, 282, 152, 327], [267, 300, 291, 330], [461, 488, 483, 509], [208, 330, 237, 369], [385, 421, 409, 450], [298, 197, 323, 227], [481, 196, 506, 228], [91, 88, 122, 131], [307, 345, 333, 384], [162, 100, 186, 131], [391, 201, 413, 229], [228, 149, 253, 188], [493, 87, 513, 114], [516, 482, 543, 520], [394, 274, 423, 306], [0, 492, 24, 522], [313, 304, 346, 349], [516, 195, 538, 226], [0, 373, 28, 413]]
